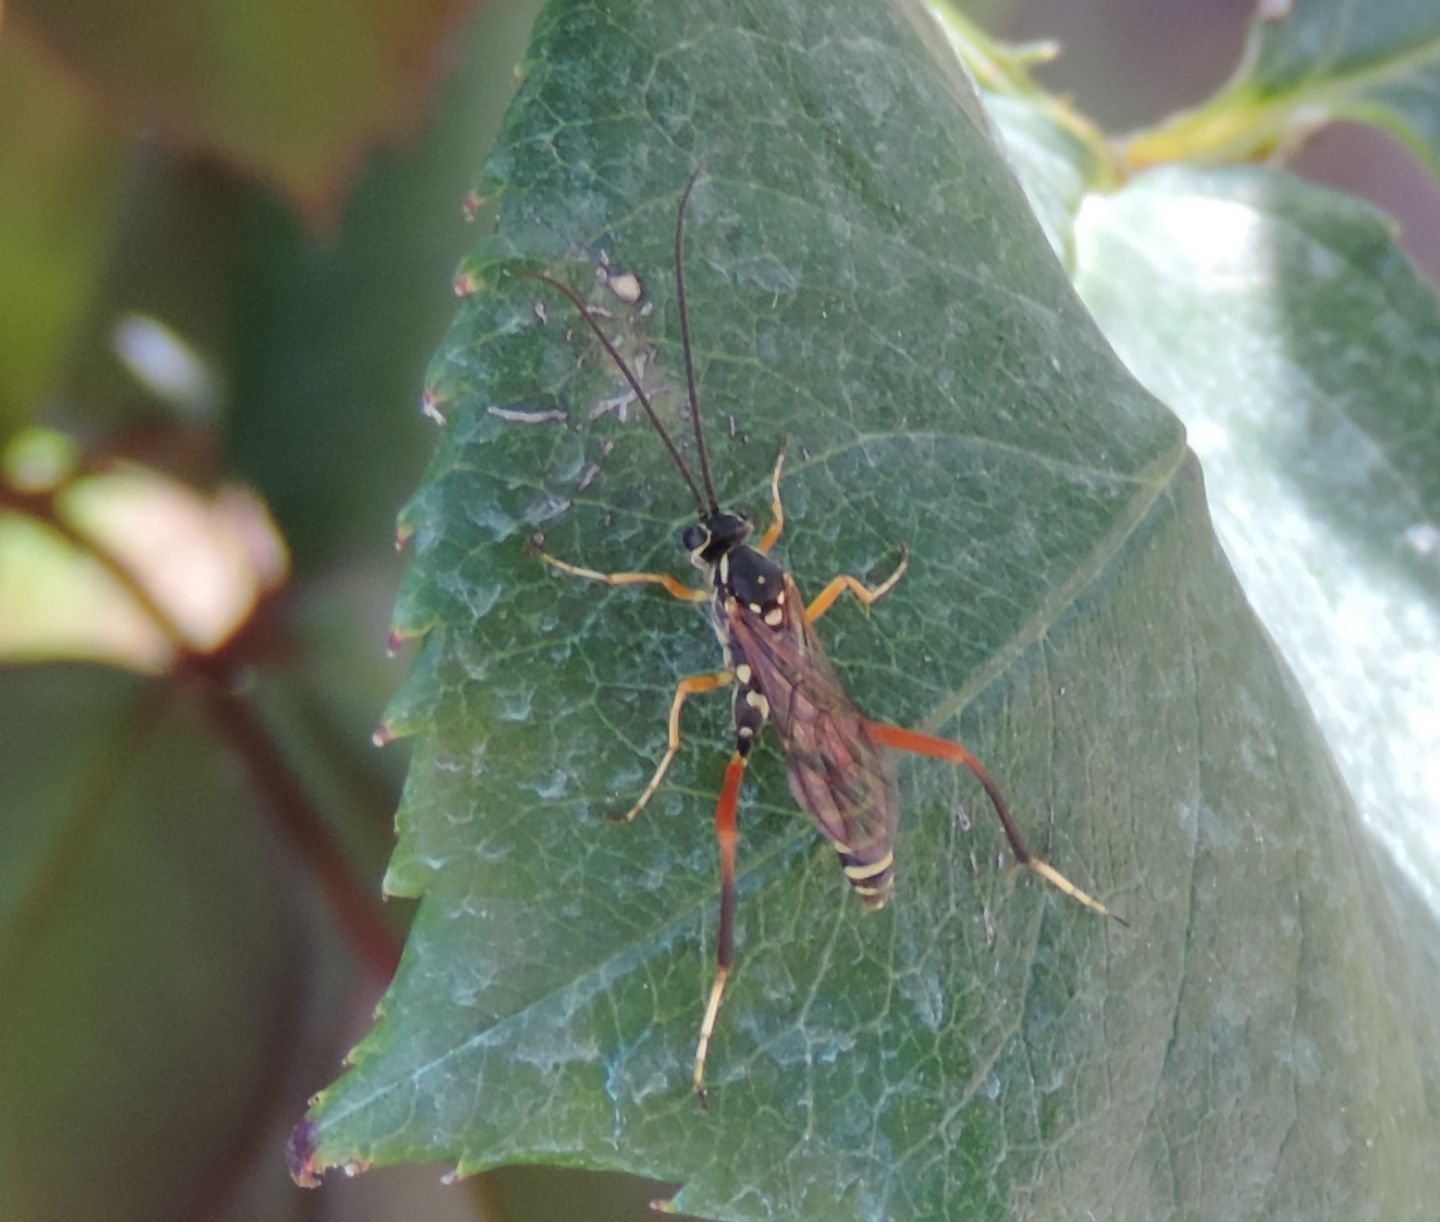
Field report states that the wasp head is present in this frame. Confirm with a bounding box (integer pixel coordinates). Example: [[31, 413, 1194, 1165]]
[[683, 510, 752, 569]]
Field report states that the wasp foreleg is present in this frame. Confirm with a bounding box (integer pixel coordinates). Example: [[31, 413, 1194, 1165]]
[[615, 670, 733, 823], [756, 443, 788, 554], [803, 544, 910, 623], [529, 539, 708, 603], [695, 750, 750, 1108], [866, 722, 1126, 926]]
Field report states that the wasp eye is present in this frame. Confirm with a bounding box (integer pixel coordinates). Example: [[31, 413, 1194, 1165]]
[[681, 524, 707, 550]]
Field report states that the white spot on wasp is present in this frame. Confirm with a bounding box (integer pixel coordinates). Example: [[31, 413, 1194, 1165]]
[[764, 606, 784, 627], [745, 691, 770, 717], [719, 554, 730, 583], [735, 664, 753, 685], [748, 602, 763, 615]]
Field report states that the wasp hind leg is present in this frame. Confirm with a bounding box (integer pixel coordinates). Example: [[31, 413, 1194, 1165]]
[[529, 539, 708, 603], [694, 750, 750, 1108], [866, 722, 1127, 926], [804, 545, 910, 623], [614, 670, 733, 824]]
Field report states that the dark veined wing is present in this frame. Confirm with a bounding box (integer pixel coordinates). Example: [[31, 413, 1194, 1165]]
[[727, 575, 899, 905]]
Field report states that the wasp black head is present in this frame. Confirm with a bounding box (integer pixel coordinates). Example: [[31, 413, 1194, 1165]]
[[683, 510, 752, 568]]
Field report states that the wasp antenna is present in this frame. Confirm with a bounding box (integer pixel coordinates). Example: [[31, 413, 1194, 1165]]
[[674, 164, 720, 514], [509, 265, 708, 515]]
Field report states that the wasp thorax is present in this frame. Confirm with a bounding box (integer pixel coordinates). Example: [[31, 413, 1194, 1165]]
[[683, 510, 752, 567]]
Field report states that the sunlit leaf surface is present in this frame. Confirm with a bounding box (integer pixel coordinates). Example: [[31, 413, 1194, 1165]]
[[1075, 165, 1440, 912]]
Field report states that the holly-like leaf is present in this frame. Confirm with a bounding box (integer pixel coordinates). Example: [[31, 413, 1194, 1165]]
[[295, 0, 1440, 1217], [1127, 1, 1440, 178]]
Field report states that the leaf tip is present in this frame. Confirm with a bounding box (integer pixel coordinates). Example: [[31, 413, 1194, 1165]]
[[286, 1117, 324, 1188]]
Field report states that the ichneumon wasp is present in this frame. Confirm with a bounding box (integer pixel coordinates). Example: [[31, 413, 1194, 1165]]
[[511, 167, 1124, 1107]]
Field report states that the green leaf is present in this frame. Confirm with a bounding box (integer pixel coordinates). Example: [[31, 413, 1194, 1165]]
[[925, 2, 1115, 264], [976, 92, 1096, 267], [297, 0, 1440, 1217], [1127, 2, 1440, 177], [1073, 163, 1440, 909], [224, 0, 550, 569], [0, 666, 303, 1220], [9, 0, 471, 217], [0, 34, 127, 436]]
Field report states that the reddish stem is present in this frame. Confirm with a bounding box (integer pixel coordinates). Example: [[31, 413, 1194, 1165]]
[[199, 684, 401, 981], [3, 477, 403, 982]]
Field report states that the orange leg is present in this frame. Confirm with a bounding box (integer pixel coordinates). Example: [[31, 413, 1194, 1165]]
[[615, 671, 733, 823], [756, 444, 788, 554], [694, 751, 750, 1107], [531, 544, 707, 604], [804, 545, 910, 624], [866, 722, 1126, 925]]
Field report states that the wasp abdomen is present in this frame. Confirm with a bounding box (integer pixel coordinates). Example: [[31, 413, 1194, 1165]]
[[837, 847, 895, 909], [731, 663, 769, 758], [829, 840, 892, 903]]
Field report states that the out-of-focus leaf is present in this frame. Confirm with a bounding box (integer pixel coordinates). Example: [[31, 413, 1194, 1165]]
[[0, 33, 127, 436], [1074, 164, 1440, 909], [926, 1, 1113, 263], [0, 666, 302, 1221], [32, 0, 542, 569], [225, 0, 548, 569], [1127, 2, 1440, 179], [0, 466, 286, 669], [9, 0, 473, 218], [48, 154, 244, 447], [978, 91, 1096, 264], [293, 0, 1440, 1217]]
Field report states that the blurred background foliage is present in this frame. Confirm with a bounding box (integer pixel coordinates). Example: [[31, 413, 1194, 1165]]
[[2, 0, 1438, 1219]]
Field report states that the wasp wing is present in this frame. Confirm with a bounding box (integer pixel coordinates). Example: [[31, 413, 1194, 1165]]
[[727, 575, 899, 904]]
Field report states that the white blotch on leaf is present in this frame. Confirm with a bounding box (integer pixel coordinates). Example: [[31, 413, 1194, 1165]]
[[896, 969, 945, 1033]]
